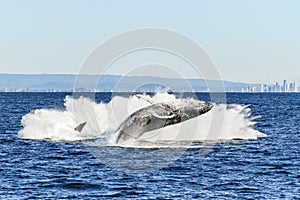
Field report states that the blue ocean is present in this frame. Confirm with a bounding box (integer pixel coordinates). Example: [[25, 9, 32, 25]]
[[0, 92, 299, 199]]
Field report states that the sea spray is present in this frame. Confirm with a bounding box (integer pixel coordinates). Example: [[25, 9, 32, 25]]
[[18, 93, 266, 144]]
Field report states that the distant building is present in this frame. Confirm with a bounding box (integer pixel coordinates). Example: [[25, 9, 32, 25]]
[[275, 82, 281, 92], [259, 84, 268, 92], [260, 84, 264, 92], [289, 82, 298, 92], [289, 83, 294, 92], [282, 80, 287, 92]]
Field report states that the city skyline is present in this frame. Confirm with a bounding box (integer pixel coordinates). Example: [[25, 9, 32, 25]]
[[242, 79, 299, 93], [0, 73, 299, 93]]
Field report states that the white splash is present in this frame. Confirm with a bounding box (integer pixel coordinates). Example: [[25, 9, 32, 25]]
[[18, 93, 266, 144]]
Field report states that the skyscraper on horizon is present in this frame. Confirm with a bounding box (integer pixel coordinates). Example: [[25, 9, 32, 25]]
[[275, 82, 281, 92], [283, 80, 287, 92]]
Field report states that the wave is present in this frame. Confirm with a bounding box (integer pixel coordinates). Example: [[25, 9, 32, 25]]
[[18, 93, 266, 146]]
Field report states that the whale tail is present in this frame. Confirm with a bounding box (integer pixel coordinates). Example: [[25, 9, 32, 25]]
[[74, 122, 87, 133]]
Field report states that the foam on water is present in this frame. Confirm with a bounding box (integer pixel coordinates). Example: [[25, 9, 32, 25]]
[[18, 93, 266, 145]]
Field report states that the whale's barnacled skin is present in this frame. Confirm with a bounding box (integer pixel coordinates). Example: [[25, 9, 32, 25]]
[[115, 100, 213, 144]]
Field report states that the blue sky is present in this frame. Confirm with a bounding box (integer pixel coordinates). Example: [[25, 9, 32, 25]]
[[0, 0, 299, 83]]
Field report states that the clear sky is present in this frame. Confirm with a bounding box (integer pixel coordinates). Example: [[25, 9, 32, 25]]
[[0, 0, 299, 83]]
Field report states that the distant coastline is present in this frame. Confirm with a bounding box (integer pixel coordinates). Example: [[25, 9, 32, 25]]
[[0, 74, 298, 93]]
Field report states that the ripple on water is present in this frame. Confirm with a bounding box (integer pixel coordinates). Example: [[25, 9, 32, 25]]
[[0, 93, 300, 199]]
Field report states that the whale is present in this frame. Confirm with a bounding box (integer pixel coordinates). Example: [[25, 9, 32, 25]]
[[114, 100, 213, 143], [74, 98, 213, 144]]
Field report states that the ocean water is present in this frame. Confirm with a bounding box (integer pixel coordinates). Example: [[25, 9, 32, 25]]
[[0, 92, 299, 199]]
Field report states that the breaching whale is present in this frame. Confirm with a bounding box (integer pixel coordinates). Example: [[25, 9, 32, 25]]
[[74, 98, 213, 144], [114, 100, 213, 143]]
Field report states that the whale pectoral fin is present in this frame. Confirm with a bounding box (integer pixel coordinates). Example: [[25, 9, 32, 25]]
[[74, 122, 87, 133]]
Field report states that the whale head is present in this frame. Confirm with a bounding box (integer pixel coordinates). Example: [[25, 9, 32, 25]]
[[172, 100, 213, 121]]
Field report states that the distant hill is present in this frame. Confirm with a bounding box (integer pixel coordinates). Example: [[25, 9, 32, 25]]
[[0, 74, 255, 92]]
